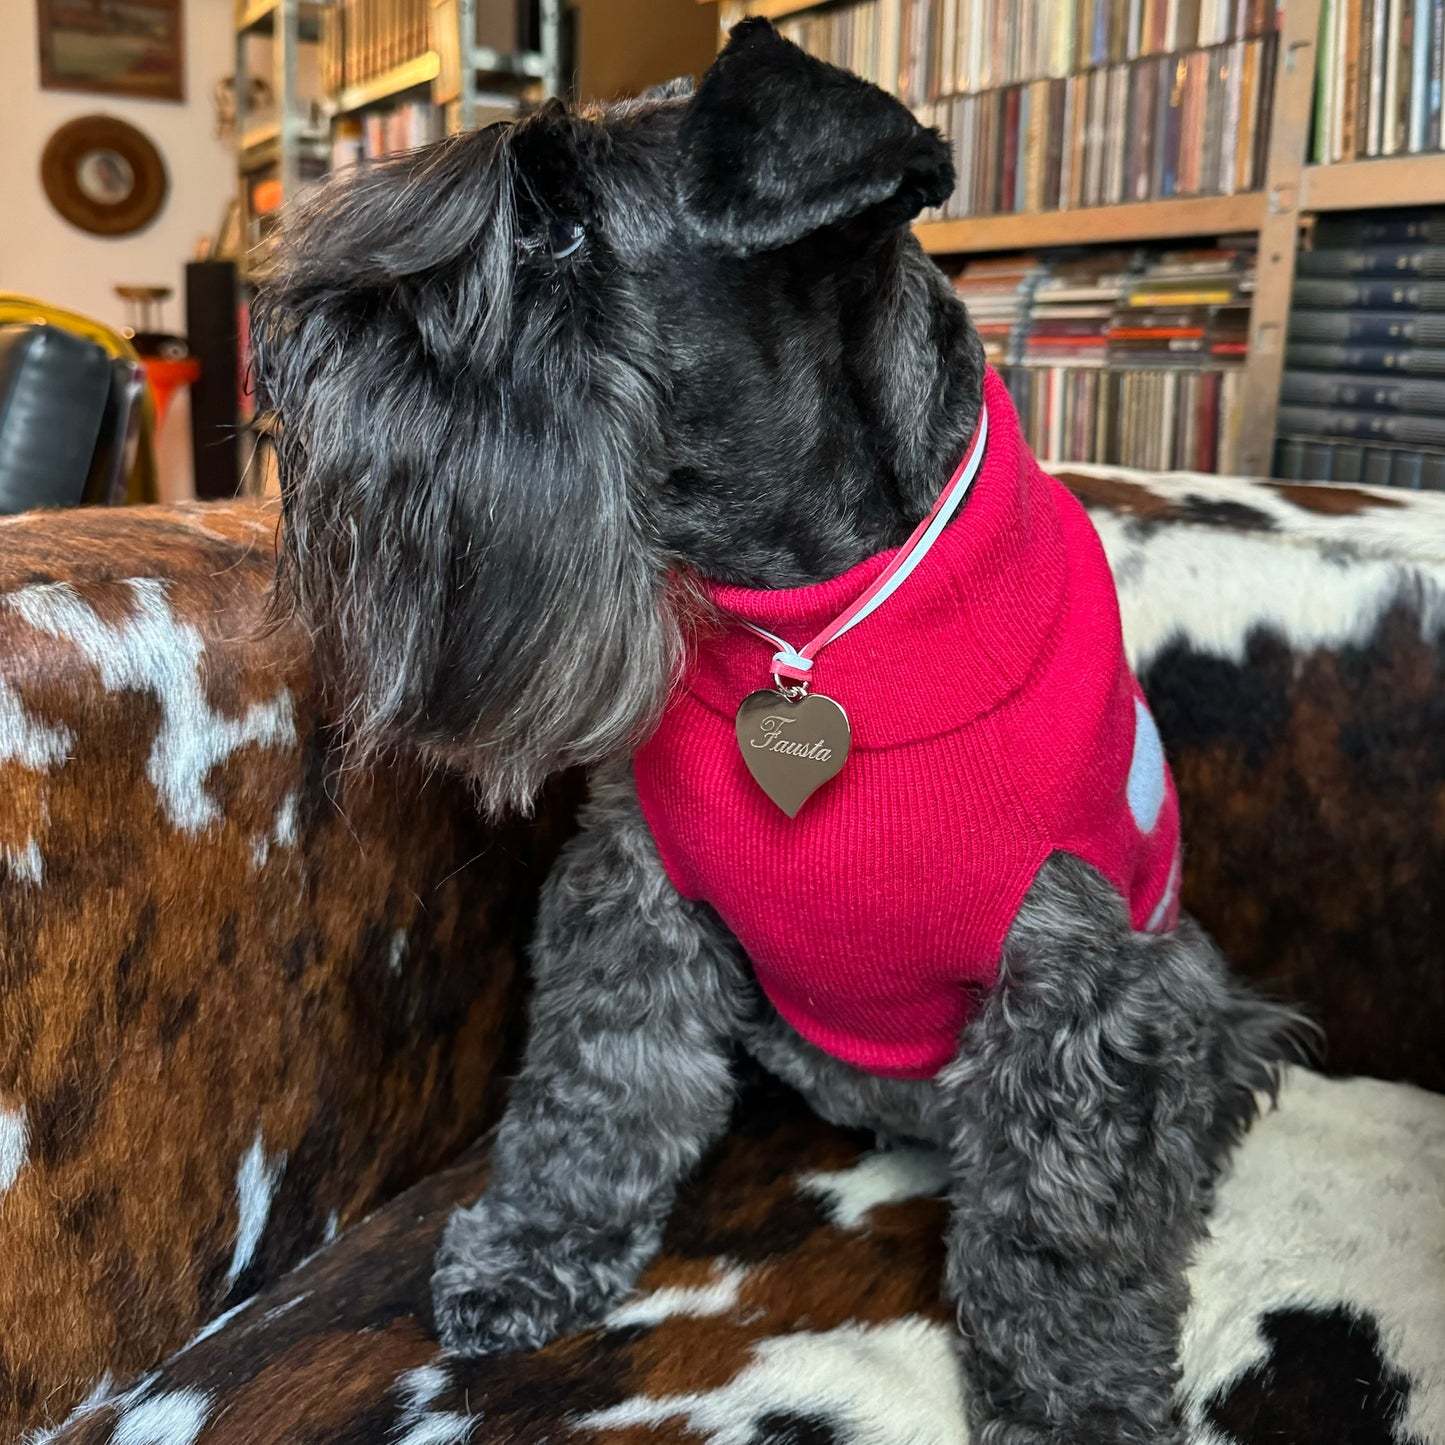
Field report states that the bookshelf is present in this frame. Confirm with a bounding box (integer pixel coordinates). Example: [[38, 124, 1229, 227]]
[[226, 0, 563, 494], [234, 0, 329, 273], [232, 1, 563, 274], [708, 0, 1445, 479]]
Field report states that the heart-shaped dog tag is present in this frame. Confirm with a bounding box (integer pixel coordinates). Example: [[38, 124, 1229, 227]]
[[735, 690, 852, 818]]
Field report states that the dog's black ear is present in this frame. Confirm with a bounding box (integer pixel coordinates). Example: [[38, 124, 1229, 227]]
[[680, 18, 953, 254]]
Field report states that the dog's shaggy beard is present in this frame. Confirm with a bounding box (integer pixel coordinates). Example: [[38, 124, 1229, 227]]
[[252, 121, 678, 813]]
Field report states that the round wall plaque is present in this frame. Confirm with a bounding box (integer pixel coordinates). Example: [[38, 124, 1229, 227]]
[[41, 115, 169, 237]]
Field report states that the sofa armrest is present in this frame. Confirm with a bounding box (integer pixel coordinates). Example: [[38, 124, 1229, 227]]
[[0, 501, 576, 1437], [1065, 468, 1445, 1092]]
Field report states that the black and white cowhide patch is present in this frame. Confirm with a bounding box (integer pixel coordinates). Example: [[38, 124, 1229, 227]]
[[568, 1071, 1444, 1445]]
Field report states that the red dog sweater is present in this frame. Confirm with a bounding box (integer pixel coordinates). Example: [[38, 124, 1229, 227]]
[[633, 368, 1181, 1080]]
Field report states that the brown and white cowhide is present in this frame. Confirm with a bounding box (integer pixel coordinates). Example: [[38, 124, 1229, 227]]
[[0, 503, 576, 1439], [8, 470, 1445, 1441], [1065, 469, 1445, 1094], [29, 1066, 1445, 1445]]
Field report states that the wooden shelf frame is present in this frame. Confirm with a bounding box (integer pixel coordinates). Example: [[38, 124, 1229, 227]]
[[235, 0, 322, 38], [712, 0, 836, 19], [915, 194, 1267, 256], [328, 50, 441, 115], [1302, 154, 1445, 212]]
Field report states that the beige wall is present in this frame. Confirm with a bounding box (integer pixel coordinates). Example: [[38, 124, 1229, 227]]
[[0, 0, 236, 333], [573, 0, 718, 101]]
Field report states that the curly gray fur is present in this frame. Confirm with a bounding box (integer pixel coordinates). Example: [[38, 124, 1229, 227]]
[[940, 854, 1306, 1443], [432, 762, 753, 1349]]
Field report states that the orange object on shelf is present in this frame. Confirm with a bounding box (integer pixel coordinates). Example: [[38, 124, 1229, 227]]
[[252, 177, 284, 214], [141, 355, 202, 434]]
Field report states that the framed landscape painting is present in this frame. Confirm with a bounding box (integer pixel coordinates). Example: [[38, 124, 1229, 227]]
[[37, 0, 185, 103]]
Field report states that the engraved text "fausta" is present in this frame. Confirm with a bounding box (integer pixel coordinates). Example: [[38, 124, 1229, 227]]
[[748, 714, 834, 762]]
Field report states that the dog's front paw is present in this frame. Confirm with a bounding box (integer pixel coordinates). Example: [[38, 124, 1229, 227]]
[[431, 1197, 662, 1356]]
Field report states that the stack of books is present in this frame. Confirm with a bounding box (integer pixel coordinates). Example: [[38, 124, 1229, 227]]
[[332, 0, 430, 92], [331, 101, 444, 167], [1312, 0, 1445, 162], [1108, 244, 1253, 363], [1275, 210, 1445, 487], [949, 255, 1043, 364], [1023, 253, 1132, 365], [950, 242, 1253, 471]]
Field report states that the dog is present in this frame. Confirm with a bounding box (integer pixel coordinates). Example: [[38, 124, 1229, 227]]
[[252, 20, 1306, 1442]]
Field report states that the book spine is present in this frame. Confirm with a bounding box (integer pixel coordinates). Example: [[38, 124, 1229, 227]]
[[1286, 341, 1445, 372], [1002, 85, 1021, 212], [940, 0, 957, 96], [1277, 405, 1445, 444], [1288, 309, 1431, 342], [1162, 55, 1184, 196], [1296, 244, 1445, 277], [1129, 58, 1150, 198], [1204, 46, 1226, 194], [1026, 76, 1040, 207], [1253, 33, 1277, 186], [1314, 215, 1443, 243], [1431, 0, 1445, 145], [1222, 40, 1238, 192], [1369, 0, 1389, 150], [1293, 276, 1445, 307], [1313, 0, 1333, 161], [1341, 0, 1362, 157], [1384, 0, 1404, 152], [1411, 0, 1431, 149], [1361, 0, 1377, 155], [1282, 369, 1445, 407], [1329, 0, 1347, 158], [1235, 34, 1256, 188]]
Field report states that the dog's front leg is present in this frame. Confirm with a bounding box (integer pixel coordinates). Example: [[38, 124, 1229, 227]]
[[432, 764, 751, 1356], [939, 853, 1296, 1444]]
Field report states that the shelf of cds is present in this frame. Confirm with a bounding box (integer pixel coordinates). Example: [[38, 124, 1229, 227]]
[[712, 0, 1320, 475], [954, 243, 1256, 472], [1311, 0, 1445, 166], [720, 0, 1285, 234], [712, 0, 1445, 482]]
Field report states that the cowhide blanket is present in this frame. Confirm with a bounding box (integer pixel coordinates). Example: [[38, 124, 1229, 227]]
[[6, 472, 1445, 1441], [30, 1065, 1445, 1445]]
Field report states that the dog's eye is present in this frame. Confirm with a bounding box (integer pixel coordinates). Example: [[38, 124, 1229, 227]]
[[549, 217, 586, 259]]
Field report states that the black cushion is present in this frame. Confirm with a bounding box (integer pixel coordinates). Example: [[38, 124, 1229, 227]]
[[0, 324, 112, 514]]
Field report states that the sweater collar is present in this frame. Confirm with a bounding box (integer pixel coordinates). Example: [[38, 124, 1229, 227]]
[[678, 368, 1070, 748]]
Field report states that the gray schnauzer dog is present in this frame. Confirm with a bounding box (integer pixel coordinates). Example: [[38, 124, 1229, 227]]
[[253, 20, 1305, 1443]]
